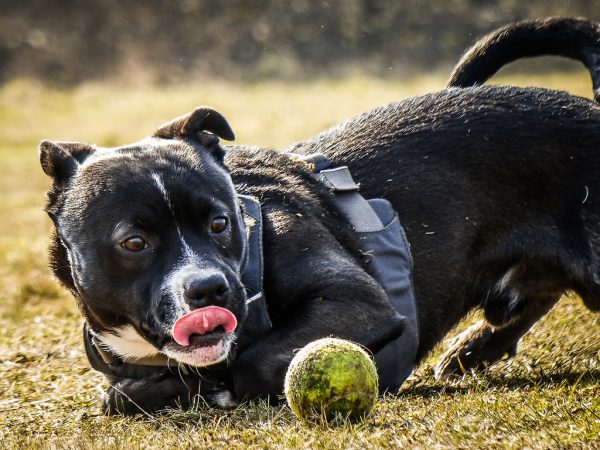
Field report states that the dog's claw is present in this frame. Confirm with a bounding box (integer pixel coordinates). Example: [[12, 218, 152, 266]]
[[434, 320, 519, 381]]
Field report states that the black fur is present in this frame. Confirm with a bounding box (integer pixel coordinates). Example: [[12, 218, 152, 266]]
[[286, 85, 600, 354], [40, 17, 600, 414]]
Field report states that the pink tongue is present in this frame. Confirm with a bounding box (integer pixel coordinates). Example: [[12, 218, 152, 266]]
[[172, 306, 237, 346]]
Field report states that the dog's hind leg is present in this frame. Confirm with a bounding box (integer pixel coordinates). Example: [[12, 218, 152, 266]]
[[580, 292, 600, 311], [434, 292, 560, 380], [573, 264, 600, 312], [434, 257, 570, 380]]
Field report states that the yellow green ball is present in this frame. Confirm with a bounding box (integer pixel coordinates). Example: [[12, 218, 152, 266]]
[[284, 337, 379, 422]]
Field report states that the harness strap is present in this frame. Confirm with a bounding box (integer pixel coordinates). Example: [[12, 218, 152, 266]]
[[288, 152, 419, 391], [239, 194, 265, 305], [288, 152, 385, 232], [318, 167, 384, 232], [237, 195, 272, 348]]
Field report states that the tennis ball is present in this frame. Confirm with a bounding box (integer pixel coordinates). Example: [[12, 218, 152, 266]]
[[284, 337, 379, 422]]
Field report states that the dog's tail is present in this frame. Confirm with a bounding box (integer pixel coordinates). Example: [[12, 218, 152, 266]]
[[447, 17, 600, 102]]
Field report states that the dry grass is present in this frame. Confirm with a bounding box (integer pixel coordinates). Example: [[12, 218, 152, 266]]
[[0, 73, 598, 449]]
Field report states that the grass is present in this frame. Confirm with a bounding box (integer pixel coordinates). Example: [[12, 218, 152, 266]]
[[0, 72, 598, 449]]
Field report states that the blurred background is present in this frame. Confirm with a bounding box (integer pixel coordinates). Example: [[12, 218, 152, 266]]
[[2, 2, 600, 447], [2, 0, 600, 86]]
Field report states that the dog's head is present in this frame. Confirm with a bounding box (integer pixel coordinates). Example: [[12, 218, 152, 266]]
[[40, 107, 250, 368]]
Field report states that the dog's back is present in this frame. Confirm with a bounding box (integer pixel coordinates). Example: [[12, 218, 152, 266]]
[[288, 84, 600, 357]]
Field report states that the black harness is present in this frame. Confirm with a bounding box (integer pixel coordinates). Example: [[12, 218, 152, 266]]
[[288, 154, 419, 390], [84, 155, 418, 391]]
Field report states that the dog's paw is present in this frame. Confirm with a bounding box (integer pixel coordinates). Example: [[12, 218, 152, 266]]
[[103, 379, 153, 416], [102, 373, 238, 416], [434, 320, 518, 381], [202, 389, 238, 409]]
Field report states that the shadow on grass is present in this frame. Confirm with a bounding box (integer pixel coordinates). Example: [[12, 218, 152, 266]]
[[400, 368, 600, 399], [103, 368, 599, 425]]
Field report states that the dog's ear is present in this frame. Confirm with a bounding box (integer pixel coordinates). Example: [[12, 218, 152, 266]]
[[154, 106, 235, 141], [154, 107, 235, 162], [39, 140, 95, 184]]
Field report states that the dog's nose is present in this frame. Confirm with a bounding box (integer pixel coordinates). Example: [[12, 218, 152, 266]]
[[184, 273, 230, 308]]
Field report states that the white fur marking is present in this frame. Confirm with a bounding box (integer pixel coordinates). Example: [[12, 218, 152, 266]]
[[211, 390, 237, 408], [151, 171, 195, 259], [497, 266, 517, 293], [97, 325, 160, 360], [162, 334, 235, 367], [178, 231, 195, 260], [79, 148, 133, 169], [161, 262, 216, 333], [508, 291, 521, 311], [151, 172, 172, 210]]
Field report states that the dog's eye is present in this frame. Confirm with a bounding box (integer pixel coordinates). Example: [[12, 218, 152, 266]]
[[210, 217, 228, 234], [121, 236, 148, 252]]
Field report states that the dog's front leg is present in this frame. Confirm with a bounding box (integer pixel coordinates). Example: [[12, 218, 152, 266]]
[[97, 366, 236, 415], [85, 329, 236, 415], [232, 256, 404, 400], [104, 372, 200, 415], [103, 370, 237, 415]]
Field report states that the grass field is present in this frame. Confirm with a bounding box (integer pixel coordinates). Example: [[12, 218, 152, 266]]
[[0, 72, 598, 449]]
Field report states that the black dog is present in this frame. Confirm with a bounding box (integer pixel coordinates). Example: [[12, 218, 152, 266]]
[[40, 17, 600, 414]]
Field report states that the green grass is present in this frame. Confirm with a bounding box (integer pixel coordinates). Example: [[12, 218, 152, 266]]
[[0, 73, 598, 449]]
